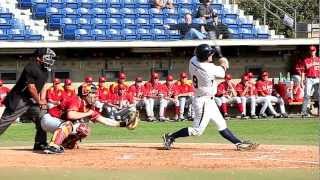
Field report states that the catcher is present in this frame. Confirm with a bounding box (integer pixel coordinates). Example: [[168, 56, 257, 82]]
[[41, 85, 139, 154]]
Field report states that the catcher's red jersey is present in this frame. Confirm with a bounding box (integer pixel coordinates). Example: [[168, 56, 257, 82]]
[[304, 57, 320, 77], [48, 96, 87, 120]]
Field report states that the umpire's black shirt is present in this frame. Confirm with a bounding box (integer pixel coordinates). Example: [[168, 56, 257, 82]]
[[4, 61, 48, 111]]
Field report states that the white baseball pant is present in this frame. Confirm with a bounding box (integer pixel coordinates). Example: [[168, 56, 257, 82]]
[[239, 96, 257, 116], [178, 96, 193, 119], [144, 98, 166, 118], [302, 77, 320, 114]]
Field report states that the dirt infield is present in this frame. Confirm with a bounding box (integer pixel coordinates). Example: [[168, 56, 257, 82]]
[[0, 143, 318, 170]]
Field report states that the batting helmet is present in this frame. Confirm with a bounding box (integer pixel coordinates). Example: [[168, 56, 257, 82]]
[[195, 44, 215, 62], [99, 76, 106, 83], [53, 78, 61, 84], [85, 76, 93, 83], [225, 74, 232, 80], [166, 75, 174, 81], [151, 72, 159, 79], [64, 79, 72, 85], [180, 72, 188, 79], [119, 72, 126, 80]]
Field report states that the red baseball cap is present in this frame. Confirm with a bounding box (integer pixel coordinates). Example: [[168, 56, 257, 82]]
[[166, 75, 174, 81], [180, 72, 187, 78], [135, 77, 143, 82], [118, 72, 126, 80], [0, 79, 3, 84], [99, 76, 106, 83], [310, 46, 317, 52], [225, 74, 232, 80], [53, 78, 61, 84], [261, 71, 269, 77], [151, 72, 159, 79], [242, 75, 249, 81], [64, 79, 72, 85], [85, 76, 93, 83], [247, 72, 253, 78]]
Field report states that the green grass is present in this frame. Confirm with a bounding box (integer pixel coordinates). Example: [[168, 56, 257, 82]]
[[0, 168, 318, 180], [0, 118, 318, 146]]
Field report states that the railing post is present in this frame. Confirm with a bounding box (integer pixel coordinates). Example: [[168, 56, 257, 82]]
[[294, 8, 297, 38], [263, 0, 266, 25]]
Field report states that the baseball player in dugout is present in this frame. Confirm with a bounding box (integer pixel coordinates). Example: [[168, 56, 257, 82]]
[[0, 80, 10, 117], [215, 74, 245, 119], [110, 72, 129, 94], [46, 78, 64, 110], [0, 48, 56, 151], [162, 44, 258, 151], [41, 85, 139, 154], [301, 45, 320, 117], [128, 77, 147, 111], [175, 72, 194, 121], [62, 78, 77, 99], [160, 74, 180, 121]]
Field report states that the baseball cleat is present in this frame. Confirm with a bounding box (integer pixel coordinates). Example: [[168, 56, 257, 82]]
[[236, 141, 259, 151], [258, 113, 267, 119], [241, 114, 249, 119], [162, 133, 174, 150], [281, 113, 289, 118], [43, 145, 64, 154]]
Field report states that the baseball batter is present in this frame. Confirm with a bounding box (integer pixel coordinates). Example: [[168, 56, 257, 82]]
[[162, 44, 258, 151]]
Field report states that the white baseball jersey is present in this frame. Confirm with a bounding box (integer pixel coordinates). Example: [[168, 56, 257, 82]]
[[189, 56, 225, 96]]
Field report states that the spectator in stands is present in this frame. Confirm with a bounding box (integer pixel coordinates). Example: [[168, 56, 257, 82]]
[[204, 14, 230, 39], [153, 0, 174, 10], [0, 80, 10, 117], [164, 13, 207, 40], [46, 78, 64, 109], [196, 0, 215, 21]]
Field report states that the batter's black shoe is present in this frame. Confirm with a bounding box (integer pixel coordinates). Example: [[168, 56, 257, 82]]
[[33, 142, 48, 151], [43, 145, 64, 154], [162, 133, 174, 150]]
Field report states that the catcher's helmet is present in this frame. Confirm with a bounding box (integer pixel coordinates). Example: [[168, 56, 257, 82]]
[[35, 48, 56, 71], [195, 44, 215, 62]]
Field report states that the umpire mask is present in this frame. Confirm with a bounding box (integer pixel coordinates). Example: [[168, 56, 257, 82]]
[[36, 48, 56, 72]]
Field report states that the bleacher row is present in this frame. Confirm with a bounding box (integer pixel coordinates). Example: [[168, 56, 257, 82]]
[[0, 0, 271, 41]]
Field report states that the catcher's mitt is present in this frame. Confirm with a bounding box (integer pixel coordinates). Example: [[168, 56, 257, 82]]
[[126, 111, 140, 130]]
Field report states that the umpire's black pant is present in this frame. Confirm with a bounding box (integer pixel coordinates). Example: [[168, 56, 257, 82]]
[[0, 99, 47, 145]]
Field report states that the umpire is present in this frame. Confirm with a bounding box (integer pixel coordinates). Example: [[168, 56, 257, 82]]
[[0, 48, 56, 151]]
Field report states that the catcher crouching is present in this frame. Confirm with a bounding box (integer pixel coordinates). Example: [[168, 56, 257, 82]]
[[41, 85, 139, 154]]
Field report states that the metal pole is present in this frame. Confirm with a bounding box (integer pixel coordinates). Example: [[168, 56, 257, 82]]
[[318, 0, 320, 57], [294, 8, 297, 38], [263, 0, 266, 25]]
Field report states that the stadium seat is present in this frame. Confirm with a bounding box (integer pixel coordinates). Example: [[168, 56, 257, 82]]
[[48, 16, 62, 30], [61, 18, 76, 39], [239, 16, 253, 29], [176, 0, 193, 9], [136, 28, 152, 40], [223, 17, 239, 28], [92, 0, 107, 8], [107, 8, 121, 18], [163, 8, 178, 18], [135, 0, 150, 8], [0, 29, 9, 40], [62, 8, 77, 18], [135, 18, 150, 29], [120, 8, 136, 18], [8, 29, 25, 40], [212, 0, 223, 11], [166, 29, 180, 40], [92, 8, 107, 18], [122, 0, 135, 8], [240, 28, 255, 39], [228, 27, 240, 39], [0, 18, 12, 29], [31, 1, 48, 19], [25, 27, 43, 40], [135, 8, 150, 18], [12, 18, 25, 29], [75, 29, 93, 40], [65, 0, 79, 9], [106, 18, 122, 29], [77, 8, 92, 18], [49, 0, 64, 9], [122, 18, 136, 29], [0, 8, 13, 19], [223, 5, 239, 19], [78, 0, 94, 9], [46, 7, 63, 21], [91, 18, 108, 29], [91, 29, 107, 40], [149, 8, 163, 18], [192, 18, 205, 25], [106, 29, 122, 40], [18, 0, 33, 8], [121, 28, 137, 40], [150, 28, 167, 40], [178, 8, 192, 18], [256, 26, 270, 39], [108, 0, 122, 8], [164, 18, 177, 25], [76, 18, 92, 29], [150, 18, 163, 29]]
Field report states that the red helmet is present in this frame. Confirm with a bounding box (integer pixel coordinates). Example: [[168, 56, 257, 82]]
[[310, 45, 317, 52], [261, 71, 269, 77], [64, 79, 72, 85], [151, 72, 159, 79], [166, 75, 174, 81], [53, 78, 61, 84], [99, 76, 106, 83], [180, 72, 187, 79], [135, 77, 143, 82], [0, 79, 3, 84], [118, 72, 126, 80], [85, 76, 93, 83], [225, 74, 232, 80]]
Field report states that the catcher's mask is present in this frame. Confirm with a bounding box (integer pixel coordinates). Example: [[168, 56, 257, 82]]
[[35, 48, 56, 71]]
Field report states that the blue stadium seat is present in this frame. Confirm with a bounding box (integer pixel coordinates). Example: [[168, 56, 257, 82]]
[[135, 8, 150, 18], [48, 17, 62, 30], [77, 8, 92, 18], [91, 29, 107, 40], [0, 8, 13, 19], [240, 27, 255, 39], [192, 18, 205, 24], [62, 8, 77, 18], [78, 0, 94, 9], [163, 8, 178, 18], [122, 0, 135, 8], [106, 29, 122, 40], [212, 0, 223, 11], [48, 0, 64, 9], [136, 28, 152, 40], [164, 18, 177, 25], [255, 26, 270, 39], [92, 0, 107, 8], [92, 8, 107, 18], [0, 29, 9, 40], [223, 17, 239, 28], [32, 0, 48, 19], [106, 18, 122, 29], [108, 0, 122, 8], [150, 18, 163, 29], [120, 8, 136, 18], [107, 8, 121, 18], [8, 29, 25, 40], [121, 28, 137, 40], [46, 7, 63, 21], [18, 0, 33, 8], [223, 6, 238, 19], [0, 18, 12, 29], [76, 18, 92, 29], [135, 18, 150, 29], [191, 0, 200, 10], [165, 29, 180, 40], [25, 27, 43, 40], [12, 18, 25, 29], [178, 8, 192, 18], [239, 16, 253, 29], [150, 28, 167, 40], [75, 29, 93, 40], [65, 0, 79, 9], [176, 0, 193, 9], [135, 0, 150, 8], [228, 27, 240, 39], [149, 8, 163, 18], [61, 18, 77, 38], [91, 18, 108, 29], [122, 18, 136, 29]]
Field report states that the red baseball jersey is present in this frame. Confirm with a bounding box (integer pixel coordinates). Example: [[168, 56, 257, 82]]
[[144, 81, 163, 97], [256, 80, 273, 96], [110, 82, 129, 94], [235, 82, 256, 96], [96, 85, 109, 102], [292, 59, 305, 75], [304, 57, 320, 77], [46, 86, 64, 103], [107, 91, 134, 107], [216, 81, 236, 97], [128, 84, 146, 98], [161, 83, 180, 98], [0, 86, 10, 106], [175, 81, 193, 94], [291, 85, 303, 102], [49, 96, 87, 120]]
